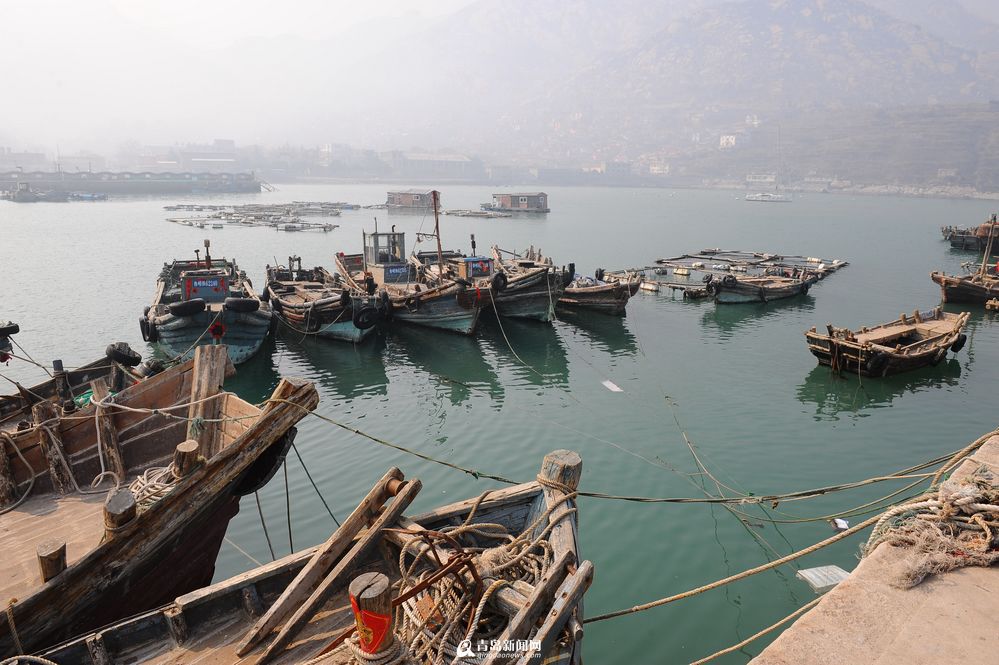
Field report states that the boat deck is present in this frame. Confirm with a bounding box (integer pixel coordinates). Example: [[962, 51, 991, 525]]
[[273, 281, 335, 305], [0, 490, 105, 602], [852, 317, 955, 346]]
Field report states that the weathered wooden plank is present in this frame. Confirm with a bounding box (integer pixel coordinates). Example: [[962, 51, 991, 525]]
[[482, 550, 574, 665], [187, 345, 228, 458], [515, 561, 594, 665], [36, 539, 67, 583], [257, 478, 423, 664], [90, 378, 127, 484], [0, 431, 17, 506], [407, 482, 541, 525], [235, 467, 405, 656], [32, 401, 73, 494]]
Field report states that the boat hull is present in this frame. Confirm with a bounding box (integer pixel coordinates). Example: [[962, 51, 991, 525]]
[[931, 271, 999, 304], [391, 291, 480, 334], [558, 282, 631, 315], [490, 269, 563, 322], [807, 337, 957, 377], [712, 280, 809, 304], [150, 308, 271, 364]]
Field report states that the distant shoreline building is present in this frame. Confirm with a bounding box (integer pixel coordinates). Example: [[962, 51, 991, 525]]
[[0, 171, 260, 194], [482, 192, 549, 213]]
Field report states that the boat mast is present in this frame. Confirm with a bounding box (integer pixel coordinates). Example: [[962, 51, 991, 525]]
[[432, 190, 444, 273], [979, 220, 996, 277]]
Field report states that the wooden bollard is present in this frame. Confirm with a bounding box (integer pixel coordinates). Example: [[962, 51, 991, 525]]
[[173, 440, 201, 477], [539, 449, 583, 495], [32, 401, 73, 495], [104, 488, 137, 538], [36, 538, 67, 582], [349, 572, 394, 655]]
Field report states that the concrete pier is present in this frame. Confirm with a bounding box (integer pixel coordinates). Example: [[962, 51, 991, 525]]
[[752, 434, 999, 665]]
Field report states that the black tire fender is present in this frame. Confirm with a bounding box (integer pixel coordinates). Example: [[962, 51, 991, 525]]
[[563, 263, 576, 287], [224, 297, 260, 313], [491, 272, 508, 293], [139, 317, 151, 342], [352, 305, 380, 330], [594, 268, 605, 282], [0, 322, 18, 337], [340, 291, 351, 308], [722, 274, 737, 287], [106, 342, 142, 367], [168, 298, 206, 317], [801, 282, 810, 295], [405, 296, 420, 312], [950, 333, 967, 353], [702, 273, 713, 283]]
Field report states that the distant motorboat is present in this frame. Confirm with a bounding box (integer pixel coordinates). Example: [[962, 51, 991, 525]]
[[745, 191, 792, 203]]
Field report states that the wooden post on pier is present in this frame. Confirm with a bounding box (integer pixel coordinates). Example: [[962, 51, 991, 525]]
[[36, 538, 67, 582], [349, 572, 395, 655], [32, 401, 72, 494], [90, 378, 127, 484], [104, 488, 137, 539]]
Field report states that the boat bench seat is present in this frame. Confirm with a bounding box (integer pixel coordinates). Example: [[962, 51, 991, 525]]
[[854, 325, 916, 345]]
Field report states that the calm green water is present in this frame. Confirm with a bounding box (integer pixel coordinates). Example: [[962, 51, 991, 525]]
[[3, 185, 998, 663]]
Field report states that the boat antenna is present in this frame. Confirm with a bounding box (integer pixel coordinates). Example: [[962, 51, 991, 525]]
[[470, 233, 477, 255], [374, 216, 378, 233], [432, 190, 444, 272], [203, 238, 212, 269]]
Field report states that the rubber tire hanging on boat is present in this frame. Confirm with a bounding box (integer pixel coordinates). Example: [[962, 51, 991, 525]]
[[594, 268, 605, 282], [722, 274, 737, 287], [339, 291, 351, 308], [224, 297, 260, 313], [405, 296, 420, 312], [0, 322, 20, 337], [491, 272, 508, 293], [106, 342, 142, 367], [168, 298, 207, 317], [352, 306, 380, 330], [951, 333, 967, 353], [801, 282, 810, 295], [702, 274, 713, 283], [564, 263, 576, 287], [378, 291, 393, 321]]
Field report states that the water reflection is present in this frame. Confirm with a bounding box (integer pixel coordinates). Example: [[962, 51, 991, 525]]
[[477, 317, 570, 387], [387, 326, 503, 405], [276, 330, 390, 400], [796, 360, 963, 421], [223, 336, 283, 402], [700, 296, 816, 338], [554, 309, 639, 356]]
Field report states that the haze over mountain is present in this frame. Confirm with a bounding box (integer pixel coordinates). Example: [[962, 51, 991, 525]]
[[3, 0, 999, 189]]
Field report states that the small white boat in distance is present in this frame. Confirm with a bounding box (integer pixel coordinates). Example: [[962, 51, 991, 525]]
[[745, 191, 792, 203]]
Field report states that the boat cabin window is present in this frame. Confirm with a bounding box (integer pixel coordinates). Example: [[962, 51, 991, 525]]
[[364, 232, 406, 266]]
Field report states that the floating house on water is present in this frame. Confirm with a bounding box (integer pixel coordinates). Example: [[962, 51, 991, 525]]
[[386, 189, 434, 210], [482, 192, 550, 213]]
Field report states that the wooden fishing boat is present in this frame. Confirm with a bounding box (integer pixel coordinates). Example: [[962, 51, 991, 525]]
[[0, 338, 163, 434], [604, 269, 643, 296], [141, 240, 272, 364], [335, 196, 481, 335], [704, 272, 812, 304], [265, 256, 385, 344], [38, 450, 592, 665], [931, 221, 999, 304], [805, 308, 970, 377], [558, 269, 633, 315], [0, 345, 318, 657]]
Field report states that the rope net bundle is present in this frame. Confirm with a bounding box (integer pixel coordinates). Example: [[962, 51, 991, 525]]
[[326, 491, 575, 665], [864, 465, 999, 588]]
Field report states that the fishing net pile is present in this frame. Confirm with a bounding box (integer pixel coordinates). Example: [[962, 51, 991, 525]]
[[864, 466, 999, 589]]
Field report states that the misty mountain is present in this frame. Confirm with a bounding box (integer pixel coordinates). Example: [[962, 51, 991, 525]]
[[867, 0, 999, 55]]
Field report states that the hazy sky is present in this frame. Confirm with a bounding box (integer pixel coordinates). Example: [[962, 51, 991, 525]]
[[0, 0, 475, 152]]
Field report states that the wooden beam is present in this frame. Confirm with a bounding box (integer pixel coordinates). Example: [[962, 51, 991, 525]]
[[257, 478, 423, 664], [515, 561, 594, 665], [32, 401, 72, 494], [0, 433, 16, 506], [90, 378, 127, 484], [236, 466, 405, 656], [186, 345, 228, 458], [482, 550, 574, 665]]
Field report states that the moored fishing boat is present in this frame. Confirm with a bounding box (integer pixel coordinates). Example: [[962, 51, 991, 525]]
[[265, 256, 384, 344], [140, 240, 272, 364], [38, 450, 591, 665], [604, 269, 643, 296], [805, 308, 970, 377], [335, 193, 481, 335], [705, 272, 812, 304], [559, 269, 633, 315], [931, 221, 999, 303], [0, 345, 319, 656]]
